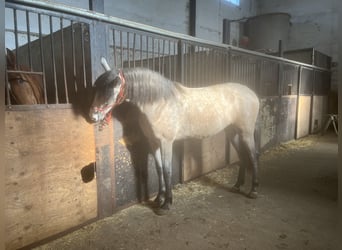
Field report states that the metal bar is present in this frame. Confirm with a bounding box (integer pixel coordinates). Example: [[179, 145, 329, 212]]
[[60, 17, 69, 103], [187, 44, 191, 85], [132, 33, 136, 68], [13, 9, 19, 66], [193, 45, 196, 86], [71, 20, 77, 91], [175, 41, 179, 81], [162, 39, 165, 75], [146, 36, 149, 69], [120, 30, 123, 68], [25, 10, 32, 69], [112, 29, 117, 68], [49, 15, 59, 103], [152, 37, 155, 71], [168, 40, 171, 79], [38, 13, 48, 104], [140, 34, 143, 67], [6, 70, 43, 75], [294, 66, 302, 138], [176, 40, 183, 83], [5, 70, 12, 105], [127, 32, 130, 68], [158, 39, 161, 73], [80, 23, 87, 88]]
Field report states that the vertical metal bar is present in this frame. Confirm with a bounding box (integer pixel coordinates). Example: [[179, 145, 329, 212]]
[[193, 45, 197, 86], [174, 41, 178, 81], [227, 48, 231, 82], [60, 17, 69, 103], [80, 23, 87, 88], [38, 14, 48, 104], [174, 40, 185, 84], [294, 66, 302, 139], [5, 68, 11, 105], [152, 37, 155, 71], [120, 30, 123, 68], [168, 40, 171, 79], [140, 34, 143, 67], [214, 49, 218, 84], [146, 36, 149, 69], [112, 29, 117, 68], [127, 32, 130, 68], [71, 21, 77, 91], [133, 33, 136, 68], [26, 10, 32, 69], [187, 44, 191, 86], [49, 16, 59, 103], [162, 39, 165, 75], [158, 39, 161, 73], [13, 9, 19, 67]]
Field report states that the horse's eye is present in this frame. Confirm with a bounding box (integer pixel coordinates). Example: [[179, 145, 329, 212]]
[[18, 78, 25, 84]]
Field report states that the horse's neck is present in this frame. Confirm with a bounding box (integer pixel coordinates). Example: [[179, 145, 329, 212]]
[[123, 68, 177, 105]]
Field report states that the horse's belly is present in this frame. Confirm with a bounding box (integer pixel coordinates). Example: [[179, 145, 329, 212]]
[[179, 109, 232, 139]]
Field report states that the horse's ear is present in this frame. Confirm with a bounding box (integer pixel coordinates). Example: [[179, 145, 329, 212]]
[[101, 57, 111, 71], [6, 48, 16, 69]]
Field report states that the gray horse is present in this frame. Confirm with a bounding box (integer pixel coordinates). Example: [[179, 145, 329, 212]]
[[89, 67, 260, 212]]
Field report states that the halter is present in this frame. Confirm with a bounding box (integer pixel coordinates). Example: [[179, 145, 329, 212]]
[[96, 69, 126, 129]]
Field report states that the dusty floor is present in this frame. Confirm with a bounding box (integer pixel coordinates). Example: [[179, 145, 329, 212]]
[[35, 133, 339, 250]]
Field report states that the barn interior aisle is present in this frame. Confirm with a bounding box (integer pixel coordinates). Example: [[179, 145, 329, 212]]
[[34, 132, 338, 250]]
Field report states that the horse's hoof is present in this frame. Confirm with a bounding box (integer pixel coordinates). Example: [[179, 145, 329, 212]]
[[154, 196, 164, 206], [155, 204, 170, 216], [247, 191, 258, 199], [231, 186, 240, 193]]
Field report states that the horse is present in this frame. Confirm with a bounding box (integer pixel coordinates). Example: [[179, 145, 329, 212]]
[[6, 48, 44, 104], [89, 67, 260, 212]]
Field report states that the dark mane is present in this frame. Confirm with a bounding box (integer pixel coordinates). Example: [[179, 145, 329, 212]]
[[122, 68, 177, 104]]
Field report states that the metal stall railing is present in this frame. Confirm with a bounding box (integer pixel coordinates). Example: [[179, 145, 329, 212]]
[[5, 2, 92, 106]]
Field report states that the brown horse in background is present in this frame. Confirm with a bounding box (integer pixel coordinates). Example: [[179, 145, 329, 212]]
[[6, 48, 44, 104]]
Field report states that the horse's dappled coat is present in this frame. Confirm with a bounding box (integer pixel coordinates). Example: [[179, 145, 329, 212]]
[[90, 67, 260, 212]]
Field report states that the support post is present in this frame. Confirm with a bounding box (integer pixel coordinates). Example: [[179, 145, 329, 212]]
[[1, 0, 5, 248], [89, 15, 116, 218]]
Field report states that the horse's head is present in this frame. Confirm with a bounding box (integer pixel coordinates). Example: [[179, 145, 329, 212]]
[[89, 69, 126, 123], [6, 48, 44, 104]]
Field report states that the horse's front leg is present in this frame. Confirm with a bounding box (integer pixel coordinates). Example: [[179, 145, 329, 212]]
[[153, 148, 165, 205], [160, 140, 173, 210]]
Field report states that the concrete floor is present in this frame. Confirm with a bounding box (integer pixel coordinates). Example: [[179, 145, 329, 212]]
[[35, 133, 339, 250]]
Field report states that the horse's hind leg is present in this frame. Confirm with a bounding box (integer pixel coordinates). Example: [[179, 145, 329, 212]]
[[240, 132, 259, 198], [230, 133, 247, 192]]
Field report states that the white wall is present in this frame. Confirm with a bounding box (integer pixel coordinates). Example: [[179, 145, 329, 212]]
[[102, 0, 255, 44], [103, 0, 189, 34], [257, 0, 338, 61], [196, 0, 256, 43], [50, 0, 89, 9]]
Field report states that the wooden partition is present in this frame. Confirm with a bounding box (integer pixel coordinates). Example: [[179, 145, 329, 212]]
[[5, 108, 97, 249]]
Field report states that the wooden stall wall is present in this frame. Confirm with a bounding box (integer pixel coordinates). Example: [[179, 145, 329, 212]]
[[311, 96, 328, 133], [5, 108, 97, 249]]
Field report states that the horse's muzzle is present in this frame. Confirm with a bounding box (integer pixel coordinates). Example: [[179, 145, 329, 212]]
[[89, 109, 102, 122]]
